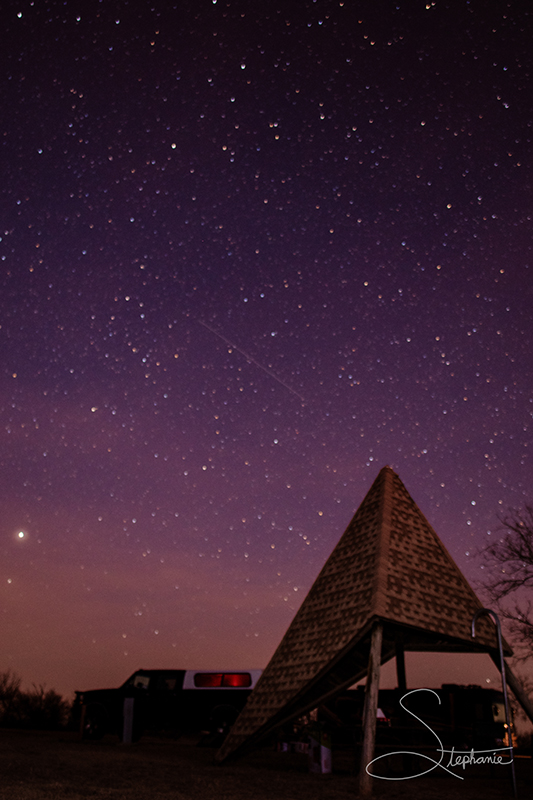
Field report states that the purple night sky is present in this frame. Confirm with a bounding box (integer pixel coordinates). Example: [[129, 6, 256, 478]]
[[1, 0, 531, 699]]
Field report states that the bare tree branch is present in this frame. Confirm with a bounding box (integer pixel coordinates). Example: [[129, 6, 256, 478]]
[[480, 506, 533, 657]]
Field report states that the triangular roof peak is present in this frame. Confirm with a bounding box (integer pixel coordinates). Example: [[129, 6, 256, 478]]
[[217, 466, 508, 762]]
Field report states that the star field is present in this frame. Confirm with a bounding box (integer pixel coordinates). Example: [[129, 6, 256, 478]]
[[0, 0, 532, 696]]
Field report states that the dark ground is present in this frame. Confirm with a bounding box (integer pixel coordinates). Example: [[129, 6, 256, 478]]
[[0, 729, 530, 800]]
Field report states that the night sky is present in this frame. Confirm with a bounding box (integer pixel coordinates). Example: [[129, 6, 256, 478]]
[[1, 0, 531, 700]]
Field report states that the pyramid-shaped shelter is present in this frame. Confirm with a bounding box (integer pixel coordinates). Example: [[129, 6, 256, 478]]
[[217, 465, 509, 763]]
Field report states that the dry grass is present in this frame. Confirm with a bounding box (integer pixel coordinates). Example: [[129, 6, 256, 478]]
[[0, 729, 529, 800]]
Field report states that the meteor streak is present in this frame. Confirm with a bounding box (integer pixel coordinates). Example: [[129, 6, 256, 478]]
[[197, 319, 305, 403]]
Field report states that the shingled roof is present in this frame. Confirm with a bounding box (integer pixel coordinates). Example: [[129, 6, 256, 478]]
[[216, 465, 509, 762]]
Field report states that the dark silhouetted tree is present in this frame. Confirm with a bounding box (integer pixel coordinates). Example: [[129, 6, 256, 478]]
[[481, 505, 533, 657], [0, 670, 24, 727], [0, 670, 70, 729], [21, 684, 71, 730]]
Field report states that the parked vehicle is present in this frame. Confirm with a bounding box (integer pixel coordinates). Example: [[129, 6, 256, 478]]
[[320, 683, 511, 751], [73, 668, 262, 743]]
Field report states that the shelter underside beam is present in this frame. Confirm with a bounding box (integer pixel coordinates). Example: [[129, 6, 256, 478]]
[[218, 626, 399, 761], [218, 620, 514, 762]]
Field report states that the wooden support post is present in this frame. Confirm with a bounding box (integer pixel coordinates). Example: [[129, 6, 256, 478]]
[[491, 653, 533, 726], [395, 638, 412, 776], [358, 622, 383, 799], [395, 641, 406, 693]]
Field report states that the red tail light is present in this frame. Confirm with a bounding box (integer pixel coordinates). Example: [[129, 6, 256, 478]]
[[194, 673, 223, 687], [222, 673, 252, 687], [193, 672, 252, 688]]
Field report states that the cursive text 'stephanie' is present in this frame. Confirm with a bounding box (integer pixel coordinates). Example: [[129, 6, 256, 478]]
[[365, 688, 513, 782]]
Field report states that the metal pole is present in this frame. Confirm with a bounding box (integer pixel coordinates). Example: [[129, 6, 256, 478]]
[[471, 608, 517, 798]]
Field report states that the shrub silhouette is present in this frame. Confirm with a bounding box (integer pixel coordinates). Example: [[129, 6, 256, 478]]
[[0, 670, 70, 730]]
